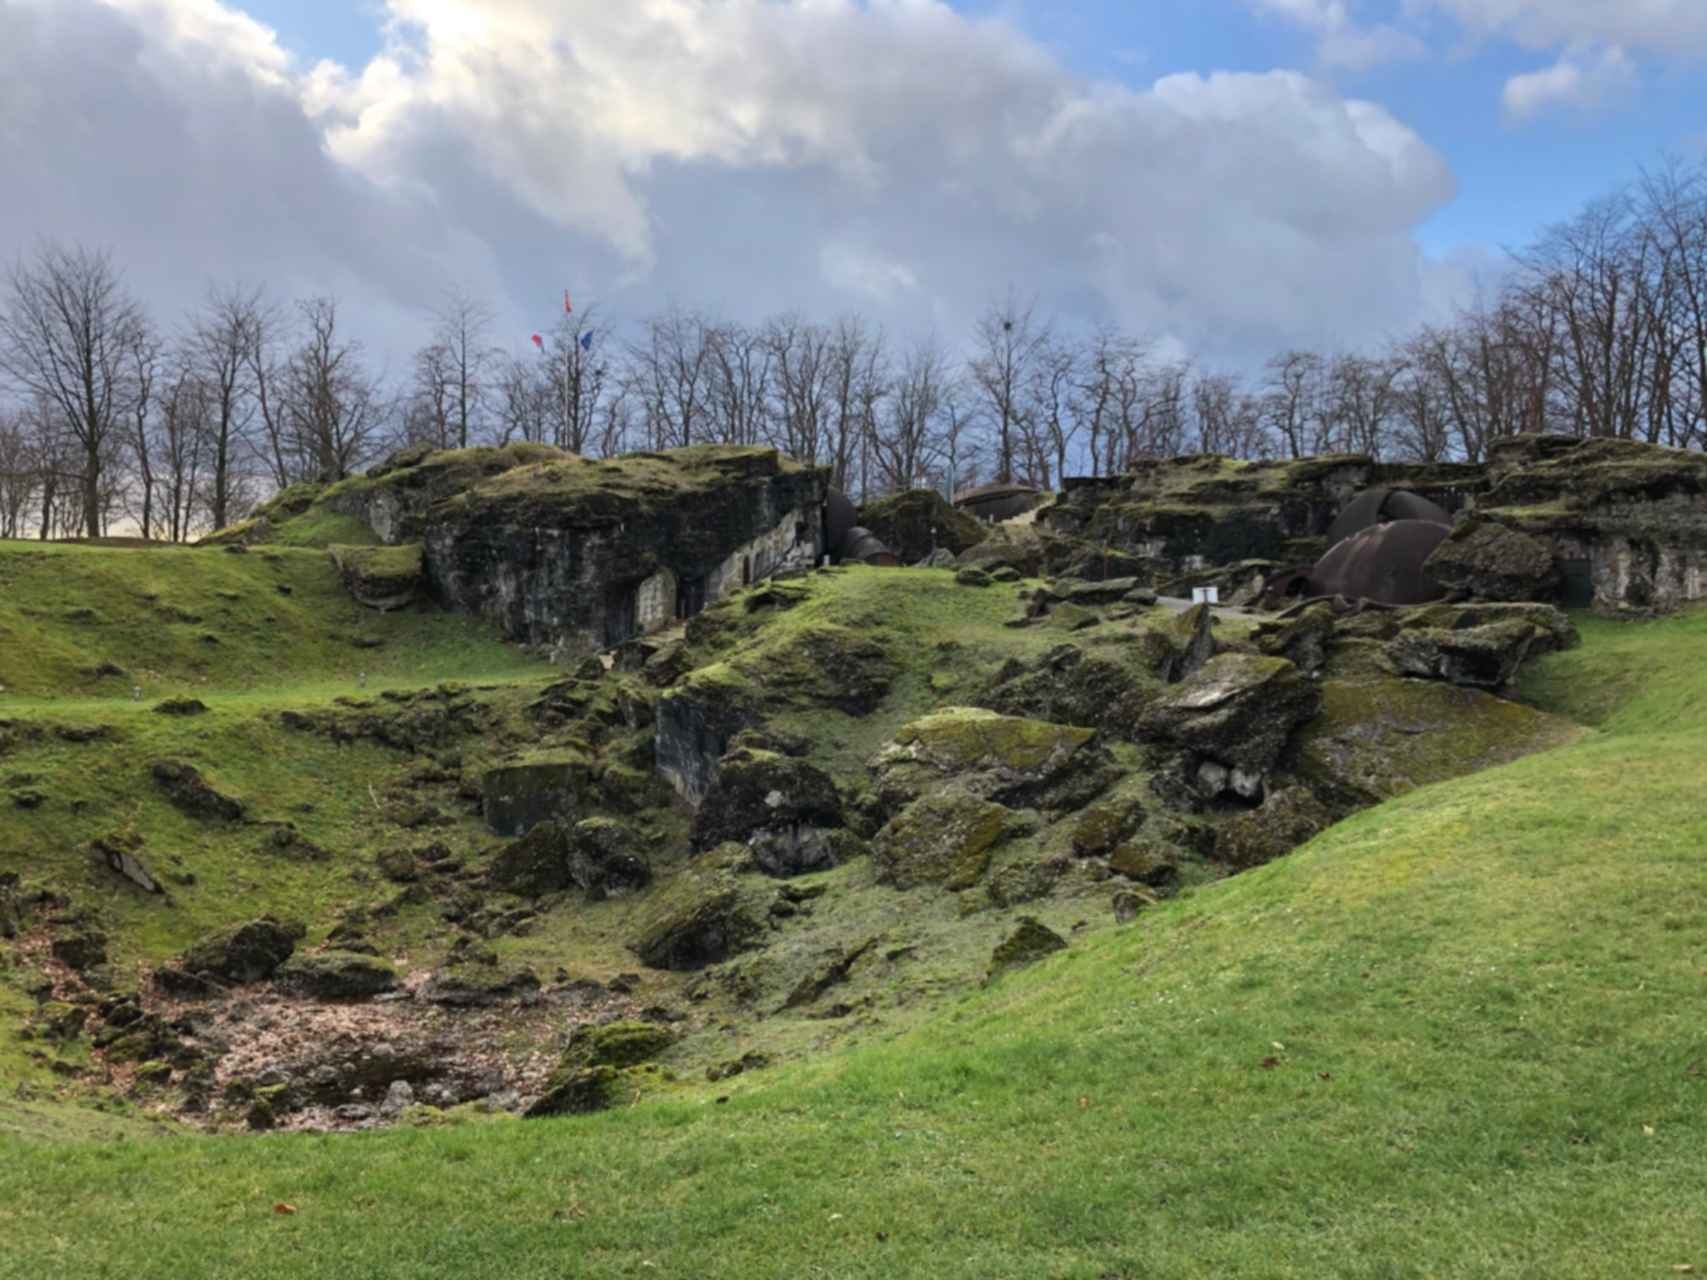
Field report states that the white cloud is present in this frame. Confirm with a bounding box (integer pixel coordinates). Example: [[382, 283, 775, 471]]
[[0, 0, 1469, 376], [1247, 0, 1426, 71], [1501, 45, 1636, 122], [1415, 0, 1707, 57]]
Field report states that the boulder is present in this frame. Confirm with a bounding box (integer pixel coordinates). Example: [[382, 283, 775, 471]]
[[857, 489, 987, 563], [988, 917, 1067, 976], [1212, 788, 1336, 869], [487, 820, 575, 897], [564, 1020, 675, 1069], [151, 760, 245, 822], [276, 951, 400, 999], [327, 544, 425, 611], [873, 792, 1012, 891], [871, 708, 1116, 815], [1385, 619, 1546, 690], [1108, 839, 1180, 888], [1424, 519, 1560, 603], [1069, 795, 1147, 858], [524, 1065, 621, 1118], [954, 524, 1050, 577], [979, 645, 1158, 742], [480, 752, 590, 838], [915, 548, 958, 569], [51, 928, 109, 972], [1295, 677, 1578, 814], [1054, 576, 1144, 607], [1141, 654, 1321, 776], [181, 917, 306, 983], [0, 873, 20, 939], [153, 698, 208, 717], [655, 680, 760, 808], [955, 567, 994, 588], [1135, 603, 1216, 683], [628, 846, 767, 971], [1252, 601, 1337, 676], [691, 750, 844, 852], [419, 960, 541, 1007], [566, 818, 653, 900]]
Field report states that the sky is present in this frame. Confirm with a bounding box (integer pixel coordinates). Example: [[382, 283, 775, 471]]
[[3, 0, 1704, 378]]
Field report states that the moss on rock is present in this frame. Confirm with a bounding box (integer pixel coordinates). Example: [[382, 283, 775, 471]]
[[859, 489, 987, 563], [628, 845, 767, 971], [873, 791, 1012, 891]]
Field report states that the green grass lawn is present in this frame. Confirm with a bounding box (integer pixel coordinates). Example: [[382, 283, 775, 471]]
[[2, 607, 1704, 1277], [0, 538, 542, 701]]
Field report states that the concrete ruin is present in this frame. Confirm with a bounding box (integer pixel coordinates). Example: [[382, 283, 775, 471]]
[[1041, 439, 1707, 615]]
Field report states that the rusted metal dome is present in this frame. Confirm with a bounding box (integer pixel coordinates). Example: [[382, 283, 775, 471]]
[[840, 526, 899, 566], [1308, 518, 1452, 606], [1326, 487, 1450, 548]]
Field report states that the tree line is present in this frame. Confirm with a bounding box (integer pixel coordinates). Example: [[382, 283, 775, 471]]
[[4, 157, 1707, 542]]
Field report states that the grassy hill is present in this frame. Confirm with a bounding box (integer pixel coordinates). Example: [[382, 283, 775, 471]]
[[0, 522, 1701, 1276]]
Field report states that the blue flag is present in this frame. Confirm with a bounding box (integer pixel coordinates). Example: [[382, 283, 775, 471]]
[[579, 330, 594, 353]]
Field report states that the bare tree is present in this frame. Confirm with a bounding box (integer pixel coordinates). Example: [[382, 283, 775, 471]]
[[187, 283, 265, 529], [278, 297, 389, 480], [870, 335, 950, 493], [0, 408, 35, 539], [1261, 350, 1322, 460], [125, 324, 162, 538], [432, 289, 498, 449], [763, 313, 833, 466], [970, 292, 1050, 483], [0, 243, 147, 536], [631, 306, 715, 448]]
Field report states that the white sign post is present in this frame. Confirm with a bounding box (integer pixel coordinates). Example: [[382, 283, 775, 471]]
[[1191, 586, 1220, 606]]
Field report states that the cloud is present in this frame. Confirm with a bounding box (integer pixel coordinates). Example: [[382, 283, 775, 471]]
[[1415, 0, 1707, 58], [0, 0, 1469, 377], [1247, 0, 1426, 71], [1501, 45, 1636, 122]]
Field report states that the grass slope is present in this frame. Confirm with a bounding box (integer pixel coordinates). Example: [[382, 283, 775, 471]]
[[1, 608, 1703, 1276], [0, 539, 540, 700]]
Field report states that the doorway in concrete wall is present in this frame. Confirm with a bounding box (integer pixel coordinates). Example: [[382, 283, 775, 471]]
[[676, 574, 707, 620], [604, 582, 639, 647]]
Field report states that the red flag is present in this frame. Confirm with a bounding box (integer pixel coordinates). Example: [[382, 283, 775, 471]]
[[563, 289, 573, 315], [530, 332, 543, 350]]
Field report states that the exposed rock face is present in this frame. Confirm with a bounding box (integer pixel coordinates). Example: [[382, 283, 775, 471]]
[[1212, 789, 1336, 869], [655, 623, 893, 806], [979, 644, 1158, 737], [988, 917, 1067, 976], [151, 760, 245, 822], [480, 753, 589, 838], [1385, 619, 1550, 689], [1477, 436, 1707, 614], [873, 792, 1013, 890], [1142, 654, 1321, 782], [328, 544, 425, 611], [655, 683, 757, 808], [424, 447, 827, 651], [181, 918, 306, 984], [1295, 677, 1578, 814], [276, 951, 400, 999], [870, 708, 1116, 816], [566, 818, 652, 900], [858, 489, 987, 564], [691, 749, 846, 877], [1047, 454, 1482, 582], [628, 845, 767, 971], [1424, 519, 1560, 602]]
